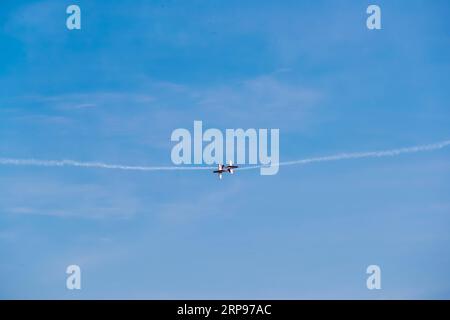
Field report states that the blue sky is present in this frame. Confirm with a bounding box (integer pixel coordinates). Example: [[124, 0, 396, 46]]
[[1, 0, 450, 299]]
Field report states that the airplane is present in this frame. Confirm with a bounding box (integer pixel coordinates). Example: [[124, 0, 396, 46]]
[[213, 160, 239, 179]]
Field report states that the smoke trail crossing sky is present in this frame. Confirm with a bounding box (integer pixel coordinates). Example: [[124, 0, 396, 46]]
[[242, 139, 450, 170], [1, 139, 449, 172], [0, 158, 215, 171]]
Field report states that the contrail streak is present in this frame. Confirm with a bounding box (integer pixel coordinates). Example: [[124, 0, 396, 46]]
[[0, 139, 449, 172], [0, 158, 214, 171], [241, 139, 450, 170]]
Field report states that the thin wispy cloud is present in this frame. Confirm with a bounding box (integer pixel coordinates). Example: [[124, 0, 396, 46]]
[[0, 178, 140, 219]]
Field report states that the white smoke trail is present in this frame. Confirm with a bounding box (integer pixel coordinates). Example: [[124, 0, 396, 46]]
[[0, 139, 449, 172], [0, 158, 214, 171], [240, 139, 450, 170]]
